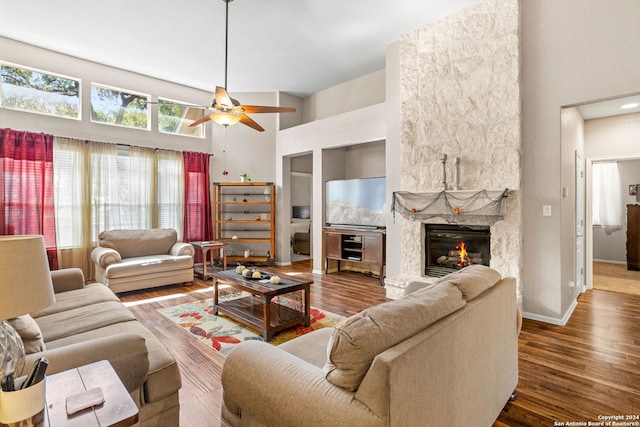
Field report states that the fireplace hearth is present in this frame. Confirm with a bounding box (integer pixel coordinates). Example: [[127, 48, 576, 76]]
[[425, 224, 491, 277]]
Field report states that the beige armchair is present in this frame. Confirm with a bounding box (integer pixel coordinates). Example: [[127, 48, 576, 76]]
[[91, 228, 195, 293]]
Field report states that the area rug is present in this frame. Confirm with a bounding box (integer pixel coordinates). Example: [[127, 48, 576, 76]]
[[158, 296, 343, 356]]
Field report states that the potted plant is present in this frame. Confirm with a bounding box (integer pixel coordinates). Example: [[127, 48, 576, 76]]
[[239, 173, 251, 182]]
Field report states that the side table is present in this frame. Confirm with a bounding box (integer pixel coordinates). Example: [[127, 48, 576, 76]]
[[190, 241, 226, 279], [45, 360, 138, 427]]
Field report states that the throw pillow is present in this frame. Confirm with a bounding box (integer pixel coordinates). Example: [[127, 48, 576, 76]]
[[7, 315, 46, 354], [435, 264, 501, 301], [323, 282, 466, 391]]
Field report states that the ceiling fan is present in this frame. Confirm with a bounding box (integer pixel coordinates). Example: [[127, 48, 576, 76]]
[[186, 0, 295, 132]]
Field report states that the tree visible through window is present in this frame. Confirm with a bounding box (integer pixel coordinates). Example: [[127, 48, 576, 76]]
[[0, 63, 80, 119], [91, 83, 149, 129], [158, 98, 204, 138]]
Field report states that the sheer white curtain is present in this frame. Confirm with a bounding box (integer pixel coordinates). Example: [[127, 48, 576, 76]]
[[156, 149, 185, 240], [89, 141, 122, 241], [592, 161, 622, 234], [53, 137, 92, 274]]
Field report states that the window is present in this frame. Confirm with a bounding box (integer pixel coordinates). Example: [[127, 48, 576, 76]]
[[89, 144, 154, 241], [592, 161, 622, 232], [53, 139, 85, 248], [91, 83, 149, 130], [157, 150, 185, 239], [0, 62, 80, 119], [158, 98, 205, 138], [53, 138, 186, 247]]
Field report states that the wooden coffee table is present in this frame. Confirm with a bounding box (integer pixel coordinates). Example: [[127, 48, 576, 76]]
[[212, 269, 312, 341]]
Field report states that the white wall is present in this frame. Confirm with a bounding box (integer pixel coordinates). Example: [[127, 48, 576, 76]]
[[585, 112, 640, 158], [302, 70, 385, 123], [291, 174, 312, 207], [344, 140, 385, 179], [278, 92, 304, 131], [521, 0, 640, 322]]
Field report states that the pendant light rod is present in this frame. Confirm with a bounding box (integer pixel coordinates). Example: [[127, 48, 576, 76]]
[[223, 0, 233, 90]]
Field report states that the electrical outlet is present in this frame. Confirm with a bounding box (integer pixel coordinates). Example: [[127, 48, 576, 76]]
[[543, 205, 552, 216]]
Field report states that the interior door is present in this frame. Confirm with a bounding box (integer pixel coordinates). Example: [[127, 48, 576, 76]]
[[576, 151, 585, 294]]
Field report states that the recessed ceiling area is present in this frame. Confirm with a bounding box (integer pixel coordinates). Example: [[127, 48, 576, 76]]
[[0, 0, 479, 97], [575, 93, 640, 120]]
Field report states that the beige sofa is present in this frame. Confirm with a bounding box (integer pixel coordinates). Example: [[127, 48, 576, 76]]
[[14, 268, 181, 426], [91, 228, 195, 293], [221, 265, 519, 427]]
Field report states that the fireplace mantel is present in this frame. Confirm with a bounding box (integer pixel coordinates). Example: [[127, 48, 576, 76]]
[[392, 189, 510, 226]]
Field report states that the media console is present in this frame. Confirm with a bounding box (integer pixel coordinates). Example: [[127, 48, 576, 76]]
[[323, 226, 386, 285]]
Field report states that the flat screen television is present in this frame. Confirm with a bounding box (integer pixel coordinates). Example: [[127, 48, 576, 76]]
[[292, 205, 310, 219], [325, 177, 386, 228]]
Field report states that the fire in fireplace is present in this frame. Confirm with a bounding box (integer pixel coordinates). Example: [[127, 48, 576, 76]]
[[425, 224, 491, 277]]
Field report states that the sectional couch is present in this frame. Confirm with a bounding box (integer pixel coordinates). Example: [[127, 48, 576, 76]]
[[14, 268, 181, 426], [221, 265, 520, 427]]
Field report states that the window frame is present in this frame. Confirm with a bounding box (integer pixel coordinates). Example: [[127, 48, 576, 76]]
[[157, 97, 206, 139], [0, 61, 82, 120], [90, 82, 151, 130]]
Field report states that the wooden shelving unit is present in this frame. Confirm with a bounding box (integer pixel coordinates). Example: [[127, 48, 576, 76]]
[[213, 182, 276, 266]]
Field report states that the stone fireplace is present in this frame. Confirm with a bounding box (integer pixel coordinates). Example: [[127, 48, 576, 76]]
[[386, 189, 521, 303], [385, 0, 522, 304]]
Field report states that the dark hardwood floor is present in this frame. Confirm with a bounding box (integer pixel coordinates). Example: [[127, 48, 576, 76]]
[[118, 260, 640, 426]]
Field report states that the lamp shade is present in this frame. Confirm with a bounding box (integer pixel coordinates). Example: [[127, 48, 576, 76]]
[[210, 111, 242, 127], [0, 236, 55, 320]]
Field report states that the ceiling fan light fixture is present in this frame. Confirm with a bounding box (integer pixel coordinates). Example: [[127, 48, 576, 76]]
[[210, 111, 242, 126]]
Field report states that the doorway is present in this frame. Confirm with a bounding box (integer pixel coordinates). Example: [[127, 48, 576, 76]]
[[577, 93, 640, 295], [290, 154, 313, 262], [588, 157, 640, 295]]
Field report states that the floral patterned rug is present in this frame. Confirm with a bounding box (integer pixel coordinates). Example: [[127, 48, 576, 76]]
[[158, 296, 343, 357]]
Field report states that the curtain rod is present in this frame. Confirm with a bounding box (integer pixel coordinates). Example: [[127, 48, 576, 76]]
[[52, 133, 214, 156]]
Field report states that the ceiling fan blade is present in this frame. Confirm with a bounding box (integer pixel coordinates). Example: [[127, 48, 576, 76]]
[[188, 114, 214, 127], [238, 114, 265, 132], [215, 86, 234, 108], [241, 105, 297, 114]]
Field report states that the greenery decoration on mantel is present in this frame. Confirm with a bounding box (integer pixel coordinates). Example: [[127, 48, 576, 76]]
[[391, 189, 510, 225]]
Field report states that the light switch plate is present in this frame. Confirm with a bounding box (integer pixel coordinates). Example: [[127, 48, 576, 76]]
[[543, 205, 552, 217]]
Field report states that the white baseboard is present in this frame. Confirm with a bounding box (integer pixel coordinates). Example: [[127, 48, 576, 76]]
[[275, 261, 292, 266], [593, 259, 626, 265], [522, 298, 578, 326]]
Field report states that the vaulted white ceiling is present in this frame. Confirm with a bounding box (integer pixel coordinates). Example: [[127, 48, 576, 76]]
[[0, 0, 479, 97]]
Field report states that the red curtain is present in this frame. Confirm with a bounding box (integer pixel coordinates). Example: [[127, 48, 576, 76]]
[[0, 128, 58, 269], [183, 151, 212, 249]]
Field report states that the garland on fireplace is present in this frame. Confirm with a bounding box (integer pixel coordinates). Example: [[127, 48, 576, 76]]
[[391, 189, 510, 225]]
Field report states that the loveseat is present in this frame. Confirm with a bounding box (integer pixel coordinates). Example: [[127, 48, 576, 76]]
[[91, 228, 195, 293], [13, 268, 181, 426], [221, 265, 519, 427]]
